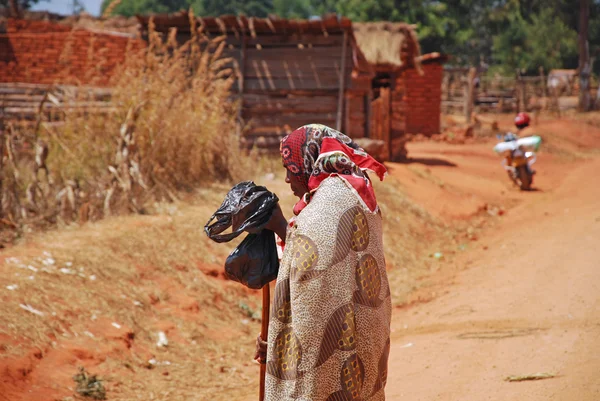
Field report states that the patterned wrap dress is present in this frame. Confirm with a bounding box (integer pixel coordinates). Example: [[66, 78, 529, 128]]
[[265, 124, 392, 401]]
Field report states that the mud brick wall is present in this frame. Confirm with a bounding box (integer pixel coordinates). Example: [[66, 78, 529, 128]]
[[404, 62, 443, 136], [0, 19, 145, 86]]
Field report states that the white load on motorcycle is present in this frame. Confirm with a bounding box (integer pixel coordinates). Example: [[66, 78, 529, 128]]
[[493, 135, 542, 154]]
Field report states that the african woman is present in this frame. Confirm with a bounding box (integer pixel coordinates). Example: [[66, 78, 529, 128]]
[[260, 124, 391, 401]]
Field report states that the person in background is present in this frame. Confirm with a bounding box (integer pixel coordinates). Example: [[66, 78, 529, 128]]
[[259, 124, 391, 401], [514, 112, 535, 137]]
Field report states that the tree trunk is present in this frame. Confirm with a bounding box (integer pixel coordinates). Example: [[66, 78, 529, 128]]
[[465, 67, 476, 123], [596, 77, 600, 110], [578, 0, 591, 112], [9, 0, 21, 17]]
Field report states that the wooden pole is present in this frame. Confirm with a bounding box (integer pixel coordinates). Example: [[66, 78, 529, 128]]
[[237, 35, 247, 138], [364, 92, 371, 138], [539, 67, 547, 98], [515, 69, 522, 113], [464, 67, 476, 124], [9, 0, 21, 17], [259, 284, 270, 401], [595, 59, 600, 110], [522, 76, 528, 112], [578, 0, 591, 112], [381, 87, 391, 160], [336, 30, 348, 132]]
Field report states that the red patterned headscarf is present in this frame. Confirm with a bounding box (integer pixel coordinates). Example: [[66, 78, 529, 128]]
[[280, 124, 387, 215]]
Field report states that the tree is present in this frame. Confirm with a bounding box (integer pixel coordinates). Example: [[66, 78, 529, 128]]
[[194, 0, 273, 17], [579, 0, 591, 111], [492, 3, 577, 74], [273, 0, 313, 19], [98, 0, 593, 79], [101, 0, 190, 17], [0, 0, 43, 16], [101, 0, 274, 18]]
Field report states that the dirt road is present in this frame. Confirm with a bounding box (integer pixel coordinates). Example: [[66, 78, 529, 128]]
[[386, 156, 600, 400]]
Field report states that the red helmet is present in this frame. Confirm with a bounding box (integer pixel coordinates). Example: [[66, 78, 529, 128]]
[[515, 112, 530, 128]]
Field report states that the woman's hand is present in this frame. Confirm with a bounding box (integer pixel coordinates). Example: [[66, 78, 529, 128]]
[[254, 333, 267, 364], [264, 203, 288, 241]]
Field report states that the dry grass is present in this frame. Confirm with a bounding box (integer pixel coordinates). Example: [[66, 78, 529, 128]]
[[372, 177, 451, 306], [2, 15, 253, 235], [0, 187, 265, 400]]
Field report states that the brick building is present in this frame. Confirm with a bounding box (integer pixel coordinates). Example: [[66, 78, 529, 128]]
[[353, 22, 447, 160], [0, 17, 145, 86], [404, 53, 446, 136]]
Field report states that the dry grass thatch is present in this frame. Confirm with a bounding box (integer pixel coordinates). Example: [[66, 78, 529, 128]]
[[353, 22, 421, 68], [62, 15, 140, 37]]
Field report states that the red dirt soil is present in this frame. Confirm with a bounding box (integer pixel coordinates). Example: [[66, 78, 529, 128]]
[[384, 119, 600, 400]]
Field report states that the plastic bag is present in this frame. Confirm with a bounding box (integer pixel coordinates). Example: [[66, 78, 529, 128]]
[[204, 181, 279, 243], [204, 181, 280, 289], [224, 230, 279, 289]]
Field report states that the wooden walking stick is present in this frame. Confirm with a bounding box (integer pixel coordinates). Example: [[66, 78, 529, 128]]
[[259, 284, 270, 401]]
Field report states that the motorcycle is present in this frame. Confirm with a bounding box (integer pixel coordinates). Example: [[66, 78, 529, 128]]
[[493, 134, 541, 191]]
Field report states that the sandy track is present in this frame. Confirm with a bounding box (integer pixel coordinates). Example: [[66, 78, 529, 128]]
[[386, 155, 600, 400]]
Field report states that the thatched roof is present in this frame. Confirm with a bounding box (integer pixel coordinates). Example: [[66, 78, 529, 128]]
[[353, 22, 421, 69], [60, 13, 140, 37]]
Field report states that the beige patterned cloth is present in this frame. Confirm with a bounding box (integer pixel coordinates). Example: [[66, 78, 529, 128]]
[[266, 176, 392, 401]]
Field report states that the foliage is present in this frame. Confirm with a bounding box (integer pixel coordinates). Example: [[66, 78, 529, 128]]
[[101, 0, 275, 17], [0, 0, 42, 13], [493, 7, 578, 74], [99, 0, 598, 74]]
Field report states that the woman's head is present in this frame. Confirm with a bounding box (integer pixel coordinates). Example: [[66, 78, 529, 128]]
[[279, 124, 387, 215], [284, 168, 309, 199], [280, 124, 363, 198]]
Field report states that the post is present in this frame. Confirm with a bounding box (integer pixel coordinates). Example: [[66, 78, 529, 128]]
[[336, 30, 348, 132], [521, 76, 528, 112], [259, 285, 270, 401], [9, 0, 21, 17], [515, 69, 522, 113], [381, 87, 391, 160], [364, 93, 371, 138], [596, 62, 600, 110], [237, 35, 247, 138], [539, 67, 547, 98], [578, 0, 591, 112], [464, 67, 476, 123]]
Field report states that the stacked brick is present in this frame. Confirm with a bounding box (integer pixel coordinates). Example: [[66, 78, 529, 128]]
[[404, 63, 443, 136], [0, 19, 145, 86], [6, 19, 72, 33]]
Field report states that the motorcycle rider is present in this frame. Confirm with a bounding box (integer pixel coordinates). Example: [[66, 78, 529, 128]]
[[514, 112, 535, 137], [501, 113, 531, 142], [505, 112, 535, 175]]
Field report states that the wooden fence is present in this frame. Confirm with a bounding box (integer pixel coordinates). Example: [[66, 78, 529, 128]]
[[0, 83, 114, 124], [442, 68, 599, 117]]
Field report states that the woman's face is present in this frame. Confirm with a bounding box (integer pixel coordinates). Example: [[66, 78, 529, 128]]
[[285, 169, 309, 199]]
